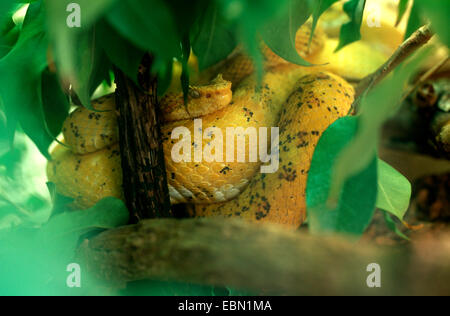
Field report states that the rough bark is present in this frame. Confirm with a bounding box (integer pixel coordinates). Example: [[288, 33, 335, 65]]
[[77, 218, 450, 295], [114, 54, 172, 222]]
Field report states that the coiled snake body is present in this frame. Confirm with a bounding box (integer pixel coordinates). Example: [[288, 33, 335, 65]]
[[48, 21, 396, 228]]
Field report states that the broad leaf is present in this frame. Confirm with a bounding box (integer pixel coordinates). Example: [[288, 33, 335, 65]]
[[307, 117, 378, 236], [404, 0, 423, 40], [335, 0, 366, 51], [310, 0, 340, 45], [416, 0, 450, 46], [0, 24, 19, 58], [192, 2, 237, 70], [106, 0, 181, 67], [66, 28, 112, 108], [0, 3, 53, 157], [260, 0, 312, 66], [383, 211, 410, 241], [39, 197, 129, 239], [43, 0, 118, 91], [328, 48, 430, 203], [217, 0, 288, 80], [0, 0, 21, 34], [396, 0, 410, 26], [41, 70, 70, 138], [376, 159, 411, 220], [97, 19, 145, 83]]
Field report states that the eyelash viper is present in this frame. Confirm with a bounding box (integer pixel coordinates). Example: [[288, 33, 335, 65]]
[[47, 19, 399, 228]]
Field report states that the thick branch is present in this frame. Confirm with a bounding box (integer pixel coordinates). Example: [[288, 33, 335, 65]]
[[78, 218, 450, 295], [114, 54, 172, 222], [356, 25, 434, 98]]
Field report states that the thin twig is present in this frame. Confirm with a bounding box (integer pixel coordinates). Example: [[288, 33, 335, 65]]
[[400, 56, 449, 103], [355, 25, 434, 99]]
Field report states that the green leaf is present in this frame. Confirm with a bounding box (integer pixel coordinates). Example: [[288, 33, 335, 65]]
[[216, 0, 288, 81], [404, 0, 423, 40], [43, 0, 118, 89], [0, 2, 53, 157], [192, 2, 238, 70], [0, 225, 110, 295], [97, 19, 145, 82], [180, 34, 191, 104], [383, 211, 410, 241], [260, 0, 312, 66], [396, 0, 410, 26], [416, 0, 450, 47], [310, 0, 340, 45], [328, 47, 430, 204], [0, 109, 8, 156], [376, 159, 411, 220], [156, 59, 174, 97], [307, 117, 378, 236], [39, 197, 129, 239], [106, 0, 181, 62], [0, 0, 21, 34], [0, 24, 19, 58], [41, 70, 70, 138], [67, 28, 112, 108], [335, 0, 366, 51]]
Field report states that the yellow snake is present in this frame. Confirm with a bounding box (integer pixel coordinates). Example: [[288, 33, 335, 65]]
[[47, 18, 403, 228]]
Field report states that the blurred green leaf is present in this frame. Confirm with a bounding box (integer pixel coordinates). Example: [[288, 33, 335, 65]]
[[156, 59, 174, 97], [0, 109, 8, 156], [46, 182, 75, 218], [43, 0, 118, 95], [328, 47, 430, 204], [39, 197, 129, 240], [0, 0, 21, 34], [310, 0, 339, 45], [0, 226, 110, 295], [217, 0, 288, 81], [106, 0, 181, 68], [404, 0, 423, 40], [97, 19, 144, 83], [376, 160, 411, 221], [0, 24, 19, 58], [383, 211, 410, 241], [260, 0, 312, 66], [416, 0, 450, 46], [335, 0, 366, 51], [0, 2, 53, 157], [307, 117, 377, 236], [192, 2, 237, 70], [396, 0, 410, 26], [41, 70, 70, 137], [180, 34, 191, 104], [123, 280, 215, 296], [61, 27, 112, 109]]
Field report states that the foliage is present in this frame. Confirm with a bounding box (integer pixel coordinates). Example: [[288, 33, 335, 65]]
[[376, 160, 411, 221], [335, 0, 365, 51], [307, 117, 377, 236], [0, 0, 449, 295]]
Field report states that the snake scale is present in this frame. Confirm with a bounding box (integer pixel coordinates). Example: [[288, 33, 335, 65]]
[[47, 19, 400, 228]]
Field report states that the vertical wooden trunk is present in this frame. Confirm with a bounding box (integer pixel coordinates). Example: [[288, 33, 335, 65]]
[[114, 54, 172, 222]]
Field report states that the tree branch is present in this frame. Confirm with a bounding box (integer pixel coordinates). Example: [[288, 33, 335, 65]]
[[77, 218, 450, 295], [355, 25, 434, 98], [114, 54, 172, 222]]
